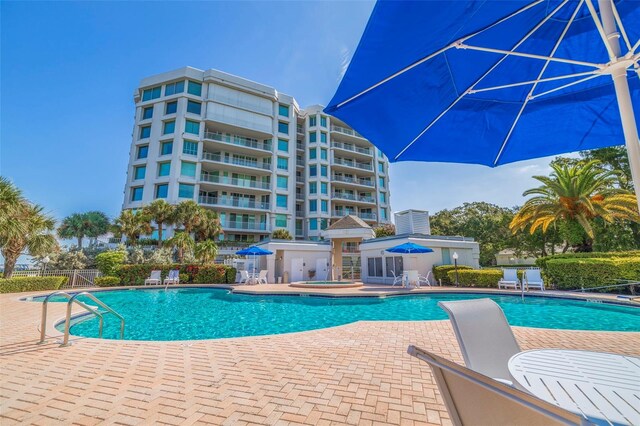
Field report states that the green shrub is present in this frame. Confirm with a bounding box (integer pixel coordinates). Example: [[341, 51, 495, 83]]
[[536, 250, 640, 269], [544, 257, 640, 290], [94, 276, 121, 287], [179, 273, 190, 284], [95, 250, 127, 276], [0, 276, 67, 293], [115, 264, 235, 285], [446, 269, 502, 288], [483, 267, 525, 282], [225, 267, 237, 284], [433, 264, 473, 285], [193, 265, 227, 284]]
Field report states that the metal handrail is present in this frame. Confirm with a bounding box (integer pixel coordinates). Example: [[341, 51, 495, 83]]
[[39, 291, 72, 344], [62, 292, 125, 346]]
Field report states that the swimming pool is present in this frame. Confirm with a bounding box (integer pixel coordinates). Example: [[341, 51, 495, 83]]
[[38, 288, 640, 340]]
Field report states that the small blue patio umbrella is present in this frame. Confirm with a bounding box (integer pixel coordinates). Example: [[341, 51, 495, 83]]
[[236, 246, 273, 279], [385, 242, 434, 254], [326, 0, 640, 211]]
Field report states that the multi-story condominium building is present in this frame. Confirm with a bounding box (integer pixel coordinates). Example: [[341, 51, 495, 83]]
[[122, 67, 391, 245]]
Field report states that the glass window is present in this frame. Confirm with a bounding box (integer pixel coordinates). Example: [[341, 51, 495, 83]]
[[309, 132, 317, 143], [321, 219, 328, 230], [185, 120, 200, 135], [131, 187, 143, 201], [276, 194, 287, 208], [180, 161, 196, 178], [178, 183, 194, 199], [321, 200, 328, 212], [158, 162, 171, 176], [142, 86, 161, 101], [378, 149, 384, 158], [278, 139, 289, 152], [277, 175, 288, 189], [277, 157, 288, 170], [320, 116, 327, 127], [367, 257, 383, 277], [320, 148, 327, 160], [140, 126, 151, 139], [321, 165, 327, 177], [187, 100, 201, 115], [320, 132, 327, 143], [163, 120, 175, 135], [378, 163, 384, 173], [321, 182, 328, 194], [137, 145, 148, 159], [309, 182, 317, 194], [381, 208, 387, 220], [385, 256, 403, 277], [183, 140, 198, 156], [379, 177, 385, 188], [309, 218, 318, 230], [278, 121, 289, 134], [275, 214, 287, 227], [134, 165, 146, 180], [161, 141, 173, 155], [309, 116, 317, 127], [309, 200, 317, 212], [187, 81, 202, 96], [309, 165, 317, 177], [309, 148, 317, 160], [155, 184, 168, 199], [165, 81, 184, 96], [278, 104, 289, 117], [380, 192, 386, 203], [165, 101, 177, 115], [142, 106, 153, 120]]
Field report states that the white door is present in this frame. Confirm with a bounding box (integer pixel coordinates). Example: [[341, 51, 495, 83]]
[[291, 258, 304, 282], [316, 258, 328, 281]]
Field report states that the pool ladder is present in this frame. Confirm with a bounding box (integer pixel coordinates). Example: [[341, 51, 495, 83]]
[[39, 291, 125, 346]]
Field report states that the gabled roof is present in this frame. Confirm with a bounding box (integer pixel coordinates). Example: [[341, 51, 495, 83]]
[[327, 215, 372, 231]]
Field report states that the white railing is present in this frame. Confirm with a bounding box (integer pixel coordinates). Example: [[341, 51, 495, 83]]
[[11, 269, 102, 288], [200, 173, 271, 190], [333, 157, 373, 171], [202, 152, 272, 170], [331, 141, 371, 156], [331, 125, 365, 139], [332, 192, 376, 203], [203, 131, 272, 152], [331, 174, 375, 187]]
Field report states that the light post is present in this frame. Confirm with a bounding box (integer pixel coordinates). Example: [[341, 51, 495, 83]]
[[41, 256, 50, 277], [452, 252, 459, 287]]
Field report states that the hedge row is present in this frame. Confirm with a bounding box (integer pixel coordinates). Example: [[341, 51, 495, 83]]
[[536, 250, 640, 269], [446, 270, 503, 288], [0, 276, 68, 293], [115, 264, 237, 286], [432, 265, 473, 285], [544, 257, 640, 290], [94, 276, 121, 287]]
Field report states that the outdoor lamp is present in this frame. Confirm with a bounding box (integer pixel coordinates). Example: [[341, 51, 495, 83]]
[[42, 256, 50, 275], [452, 252, 459, 287]]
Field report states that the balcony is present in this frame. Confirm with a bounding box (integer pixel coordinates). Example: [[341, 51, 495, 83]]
[[296, 175, 305, 183], [203, 131, 272, 152], [202, 152, 272, 171], [222, 221, 269, 232], [296, 125, 305, 135], [333, 157, 373, 171], [296, 193, 304, 200], [331, 141, 371, 156], [199, 195, 270, 210], [332, 192, 376, 204], [331, 174, 374, 187], [200, 173, 271, 191], [331, 125, 365, 139], [296, 142, 304, 151], [296, 158, 304, 167], [332, 210, 377, 221]]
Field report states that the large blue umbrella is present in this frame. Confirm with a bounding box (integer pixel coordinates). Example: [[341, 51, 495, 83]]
[[326, 0, 640, 211], [236, 246, 273, 280], [385, 242, 434, 254]]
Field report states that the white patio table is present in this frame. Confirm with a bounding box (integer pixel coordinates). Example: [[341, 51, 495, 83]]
[[508, 349, 640, 426]]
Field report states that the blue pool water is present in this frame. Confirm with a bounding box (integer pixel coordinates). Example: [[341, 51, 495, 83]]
[[37, 288, 640, 340]]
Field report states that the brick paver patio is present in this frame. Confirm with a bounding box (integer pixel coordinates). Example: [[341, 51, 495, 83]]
[[1, 288, 639, 425]]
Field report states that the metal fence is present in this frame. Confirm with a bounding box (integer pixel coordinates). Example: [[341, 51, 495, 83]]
[[11, 269, 101, 288]]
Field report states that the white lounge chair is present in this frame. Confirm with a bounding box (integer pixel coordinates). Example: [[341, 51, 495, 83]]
[[144, 270, 161, 285], [163, 269, 180, 285], [438, 298, 521, 385], [498, 269, 521, 290], [256, 270, 268, 284], [407, 346, 584, 426], [238, 270, 250, 285], [418, 271, 433, 287], [391, 270, 403, 287], [524, 269, 545, 291]]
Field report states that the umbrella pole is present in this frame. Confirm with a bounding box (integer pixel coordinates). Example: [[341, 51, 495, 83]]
[[598, 0, 640, 213]]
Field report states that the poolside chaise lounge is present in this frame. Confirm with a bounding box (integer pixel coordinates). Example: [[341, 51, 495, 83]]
[[524, 269, 545, 291], [256, 270, 268, 284], [498, 269, 521, 290], [163, 269, 180, 285], [144, 270, 162, 286], [238, 270, 250, 285], [407, 346, 584, 426], [391, 271, 403, 287], [438, 298, 521, 385]]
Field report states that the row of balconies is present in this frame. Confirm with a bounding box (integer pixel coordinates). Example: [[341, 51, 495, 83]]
[[203, 130, 272, 152], [331, 125, 365, 139], [200, 173, 271, 190], [333, 157, 373, 171], [199, 195, 270, 210], [331, 174, 374, 187], [331, 192, 376, 204], [331, 141, 371, 156], [202, 151, 272, 171]]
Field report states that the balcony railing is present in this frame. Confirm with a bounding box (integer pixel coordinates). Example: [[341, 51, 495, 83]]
[[296, 159, 304, 166], [331, 141, 371, 156], [332, 210, 377, 220], [331, 174, 374, 187], [296, 142, 304, 150], [331, 125, 364, 139], [202, 152, 272, 170], [332, 192, 376, 203], [204, 131, 272, 152], [333, 157, 373, 171], [296, 193, 304, 200], [296, 175, 305, 183], [222, 221, 269, 231], [296, 125, 305, 135], [200, 173, 271, 190], [199, 195, 270, 210]]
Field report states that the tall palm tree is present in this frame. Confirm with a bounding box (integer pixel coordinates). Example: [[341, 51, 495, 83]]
[[84, 211, 110, 247], [510, 161, 639, 249], [58, 211, 111, 248], [1, 204, 58, 278], [142, 200, 175, 247], [195, 239, 218, 264], [195, 209, 222, 241], [174, 201, 203, 234], [0, 177, 26, 242], [165, 232, 194, 263], [113, 210, 152, 245]]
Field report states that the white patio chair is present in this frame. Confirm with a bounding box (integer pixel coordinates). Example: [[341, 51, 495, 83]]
[[417, 271, 433, 287], [524, 269, 545, 291], [144, 270, 161, 285], [163, 269, 180, 285], [390, 270, 403, 287], [498, 269, 521, 290], [438, 298, 521, 385], [256, 270, 268, 284], [407, 346, 584, 426], [406, 270, 419, 288], [238, 270, 250, 285]]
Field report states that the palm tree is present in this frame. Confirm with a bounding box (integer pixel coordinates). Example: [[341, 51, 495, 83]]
[[195, 209, 222, 241], [174, 201, 203, 234], [84, 211, 110, 247], [58, 211, 111, 248], [195, 240, 218, 264], [271, 229, 293, 240], [1, 204, 58, 278], [142, 200, 176, 247], [113, 210, 152, 245], [165, 232, 194, 263], [510, 161, 639, 250], [0, 177, 26, 242]]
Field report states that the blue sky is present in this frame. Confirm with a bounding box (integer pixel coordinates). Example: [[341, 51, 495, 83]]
[[1, 1, 560, 222]]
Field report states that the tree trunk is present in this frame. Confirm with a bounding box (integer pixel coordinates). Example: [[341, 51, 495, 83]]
[[157, 224, 163, 248], [562, 242, 570, 253], [2, 250, 20, 278], [77, 236, 83, 249]]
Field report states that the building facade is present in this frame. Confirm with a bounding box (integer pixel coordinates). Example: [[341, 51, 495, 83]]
[[122, 67, 391, 246]]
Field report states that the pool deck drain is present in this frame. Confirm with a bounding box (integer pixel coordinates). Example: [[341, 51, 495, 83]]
[[1, 288, 639, 425]]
